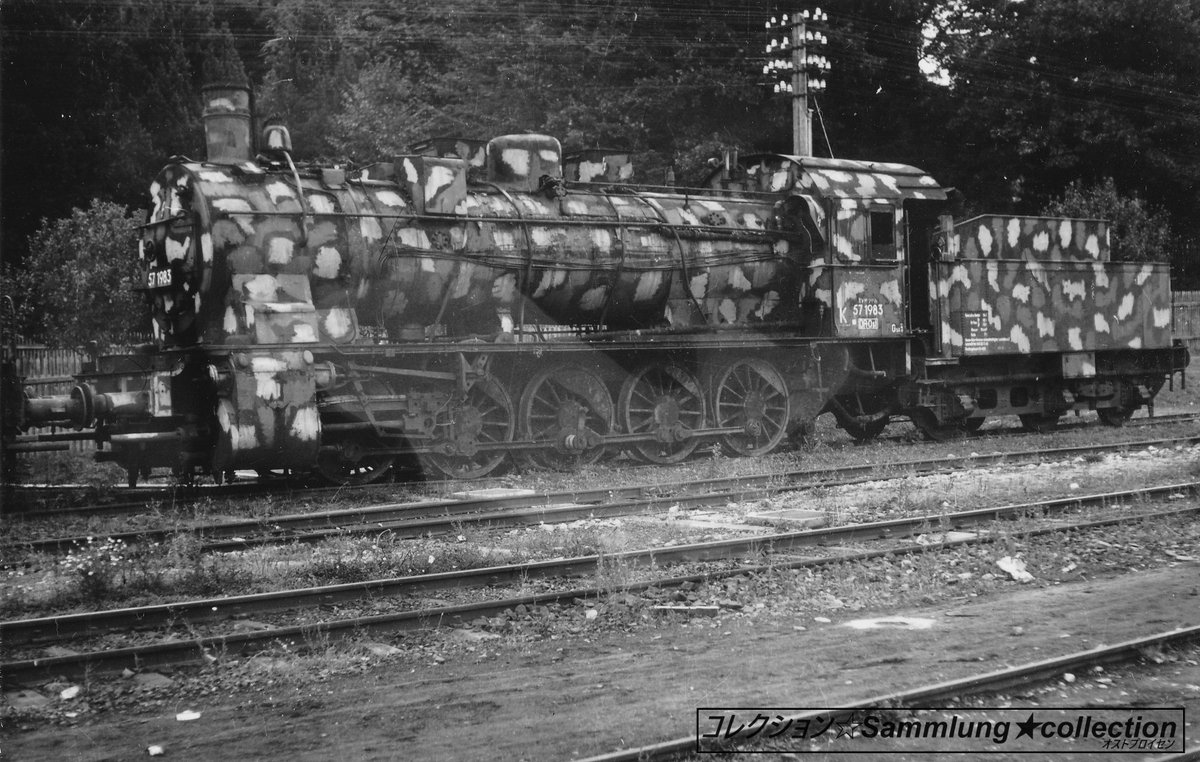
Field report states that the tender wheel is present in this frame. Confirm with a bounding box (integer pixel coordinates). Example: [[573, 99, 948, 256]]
[[315, 441, 394, 486], [1097, 407, 1133, 426], [424, 375, 515, 480], [829, 395, 892, 441], [518, 364, 613, 470], [1097, 385, 1139, 427], [619, 363, 706, 464], [1018, 412, 1062, 433], [710, 359, 790, 456], [965, 416, 986, 432], [911, 408, 971, 441]]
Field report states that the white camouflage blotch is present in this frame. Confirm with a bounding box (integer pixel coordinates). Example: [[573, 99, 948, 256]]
[[1061, 280, 1086, 302], [1037, 312, 1055, 338], [1059, 219, 1073, 249], [290, 407, 320, 441], [977, 224, 994, 257], [268, 238, 294, 266], [1116, 293, 1135, 321], [1068, 327, 1083, 350], [1010, 325, 1030, 353]]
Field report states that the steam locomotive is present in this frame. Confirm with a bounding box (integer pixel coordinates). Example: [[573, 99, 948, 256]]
[[3, 83, 1189, 485]]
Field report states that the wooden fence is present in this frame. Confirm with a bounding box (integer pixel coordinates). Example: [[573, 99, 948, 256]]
[[10, 346, 97, 455], [12, 345, 83, 397], [1175, 291, 1200, 349]]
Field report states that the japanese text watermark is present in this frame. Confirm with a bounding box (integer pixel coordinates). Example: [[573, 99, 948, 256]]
[[695, 707, 1184, 754]]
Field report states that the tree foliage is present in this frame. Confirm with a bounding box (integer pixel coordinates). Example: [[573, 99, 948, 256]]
[[203, 24, 250, 86], [257, 0, 351, 158], [923, 0, 1200, 230], [4, 200, 147, 347], [816, 0, 944, 164], [259, 0, 784, 179], [1042, 178, 1173, 263], [0, 0, 269, 268], [4, 0, 1200, 337]]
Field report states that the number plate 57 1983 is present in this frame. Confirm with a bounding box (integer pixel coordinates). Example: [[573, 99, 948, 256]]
[[146, 268, 174, 289]]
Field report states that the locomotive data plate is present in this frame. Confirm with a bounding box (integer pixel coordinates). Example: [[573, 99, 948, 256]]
[[146, 267, 174, 289]]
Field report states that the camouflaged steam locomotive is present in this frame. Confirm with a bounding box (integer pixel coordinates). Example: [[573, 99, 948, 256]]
[[4, 84, 1190, 485]]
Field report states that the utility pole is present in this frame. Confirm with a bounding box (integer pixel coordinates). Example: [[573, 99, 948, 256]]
[[765, 6, 829, 157]]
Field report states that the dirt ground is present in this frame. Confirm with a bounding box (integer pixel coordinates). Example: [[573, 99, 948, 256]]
[[4, 437, 1198, 761], [5, 560, 1198, 761]]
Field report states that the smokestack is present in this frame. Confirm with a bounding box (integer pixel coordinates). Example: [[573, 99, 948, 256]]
[[201, 83, 253, 164]]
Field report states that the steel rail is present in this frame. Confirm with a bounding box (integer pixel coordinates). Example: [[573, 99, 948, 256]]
[[7, 435, 1199, 558], [9, 414, 1198, 518], [199, 457, 1200, 553], [575, 625, 1200, 761], [4, 484, 1196, 683]]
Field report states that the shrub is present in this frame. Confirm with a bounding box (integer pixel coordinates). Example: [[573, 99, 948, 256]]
[[5, 199, 147, 347], [1042, 178, 1174, 263]]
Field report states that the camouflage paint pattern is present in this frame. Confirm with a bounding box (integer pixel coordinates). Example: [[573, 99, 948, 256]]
[[934, 259, 1174, 356], [952, 215, 1110, 262], [142, 141, 964, 348], [142, 136, 816, 344], [565, 150, 635, 183], [225, 274, 335, 344], [212, 349, 321, 472], [142, 161, 390, 345], [741, 155, 945, 202], [829, 268, 907, 338], [200, 85, 253, 165], [398, 155, 468, 215], [366, 173, 795, 332], [409, 137, 488, 169], [819, 199, 908, 338], [731, 157, 944, 339], [486, 134, 564, 193]]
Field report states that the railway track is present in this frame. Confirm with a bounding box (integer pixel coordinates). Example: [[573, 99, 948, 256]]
[[576, 625, 1200, 761], [8, 410, 1199, 517], [7, 434, 1199, 559], [4, 480, 1196, 686]]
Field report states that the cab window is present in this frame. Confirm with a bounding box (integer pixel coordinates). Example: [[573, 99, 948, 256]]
[[870, 206, 897, 261]]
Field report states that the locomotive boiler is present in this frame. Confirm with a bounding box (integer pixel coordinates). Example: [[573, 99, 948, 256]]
[[3, 82, 1188, 485]]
